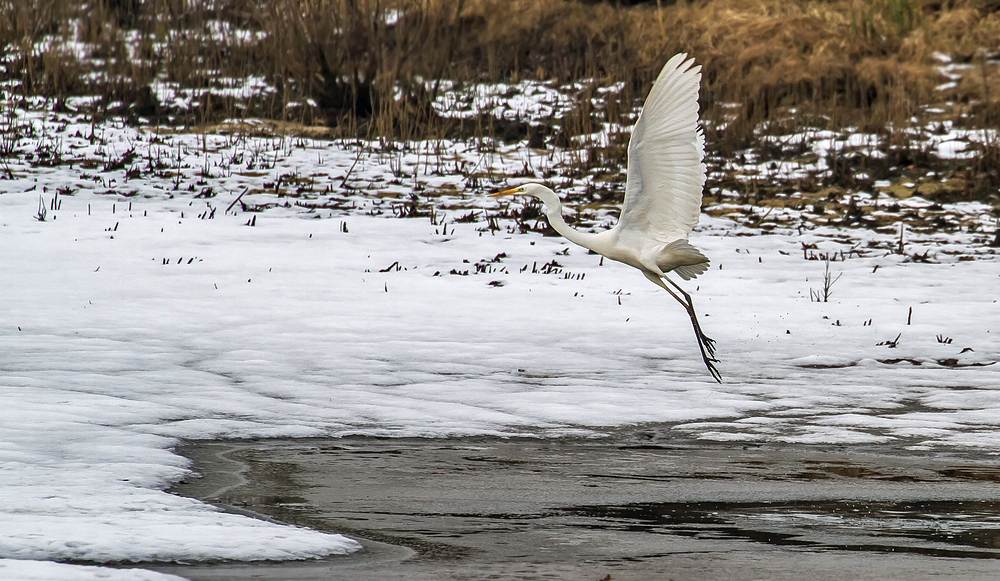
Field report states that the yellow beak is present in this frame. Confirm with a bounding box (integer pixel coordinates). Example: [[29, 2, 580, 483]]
[[489, 188, 521, 198]]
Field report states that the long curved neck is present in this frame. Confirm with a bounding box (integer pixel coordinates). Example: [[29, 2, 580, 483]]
[[530, 186, 602, 252], [544, 205, 599, 251]]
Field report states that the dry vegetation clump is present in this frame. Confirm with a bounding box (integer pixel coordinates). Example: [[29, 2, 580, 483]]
[[2, 0, 1000, 209], [664, 0, 999, 146], [4, 0, 999, 133]]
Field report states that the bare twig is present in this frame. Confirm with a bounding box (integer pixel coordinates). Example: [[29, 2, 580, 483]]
[[226, 187, 249, 214]]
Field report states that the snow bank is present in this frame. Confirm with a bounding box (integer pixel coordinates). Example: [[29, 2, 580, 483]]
[[0, 560, 185, 581], [1, 117, 998, 574]]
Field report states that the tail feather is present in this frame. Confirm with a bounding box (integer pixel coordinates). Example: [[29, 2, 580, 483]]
[[673, 262, 709, 280], [661, 239, 709, 280]]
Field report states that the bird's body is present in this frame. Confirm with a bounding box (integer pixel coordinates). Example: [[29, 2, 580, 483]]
[[528, 191, 708, 279], [491, 54, 721, 381]]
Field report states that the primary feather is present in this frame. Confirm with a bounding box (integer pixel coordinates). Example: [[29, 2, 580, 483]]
[[617, 53, 706, 244]]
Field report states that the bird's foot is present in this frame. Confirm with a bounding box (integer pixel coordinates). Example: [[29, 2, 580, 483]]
[[704, 356, 723, 383], [701, 334, 717, 358], [693, 328, 717, 359], [695, 334, 721, 382]]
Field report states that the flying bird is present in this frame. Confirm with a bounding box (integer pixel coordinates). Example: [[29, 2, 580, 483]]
[[491, 54, 719, 382]]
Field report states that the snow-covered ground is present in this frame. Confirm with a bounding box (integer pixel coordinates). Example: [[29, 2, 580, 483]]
[[2, 104, 999, 579], [0, 560, 187, 581]]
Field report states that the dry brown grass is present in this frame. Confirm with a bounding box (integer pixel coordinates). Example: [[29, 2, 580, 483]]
[[665, 0, 998, 146], [3, 0, 1000, 143]]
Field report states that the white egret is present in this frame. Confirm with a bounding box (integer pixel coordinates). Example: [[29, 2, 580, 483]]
[[491, 54, 720, 382]]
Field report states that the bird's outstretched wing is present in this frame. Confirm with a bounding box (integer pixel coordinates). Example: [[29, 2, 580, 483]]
[[617, 54, 706, 243]]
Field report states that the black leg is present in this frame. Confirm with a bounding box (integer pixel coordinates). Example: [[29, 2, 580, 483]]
[[644, 272, 721, 383], [663, 275, 718, 360]]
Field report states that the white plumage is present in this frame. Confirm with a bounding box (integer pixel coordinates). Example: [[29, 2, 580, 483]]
[[491, 54, 720, 382], [620, 53, 706, 244]]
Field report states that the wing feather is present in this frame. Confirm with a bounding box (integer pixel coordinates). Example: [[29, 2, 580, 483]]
[[617, 54, 706, 242]]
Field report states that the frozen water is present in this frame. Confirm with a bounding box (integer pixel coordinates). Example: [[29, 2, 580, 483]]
[[2, 109, 999, 578]]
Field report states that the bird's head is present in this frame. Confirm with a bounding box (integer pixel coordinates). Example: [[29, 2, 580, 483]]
[[489, 183, 558, 207]]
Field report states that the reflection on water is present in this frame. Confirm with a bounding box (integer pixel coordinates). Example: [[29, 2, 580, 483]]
[[563, 500, 1000, 558]]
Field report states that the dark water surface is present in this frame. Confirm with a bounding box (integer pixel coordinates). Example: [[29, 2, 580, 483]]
[[150, 433, 1000, 580]]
